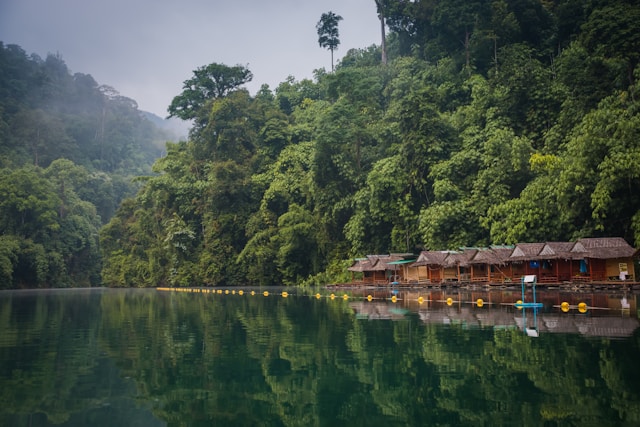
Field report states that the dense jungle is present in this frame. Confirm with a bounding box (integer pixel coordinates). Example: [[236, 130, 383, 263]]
[[1, 0, 640, 288]]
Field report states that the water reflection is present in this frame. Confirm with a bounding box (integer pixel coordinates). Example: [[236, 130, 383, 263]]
[[341, 288, 639, 338], [1, 288, 639, 426]]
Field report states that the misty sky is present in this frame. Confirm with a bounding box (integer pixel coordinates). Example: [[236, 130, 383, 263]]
[[0, 0, 381, 117]]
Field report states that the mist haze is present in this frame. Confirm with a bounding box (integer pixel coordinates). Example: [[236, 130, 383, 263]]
[[0, 0, 381, 117]]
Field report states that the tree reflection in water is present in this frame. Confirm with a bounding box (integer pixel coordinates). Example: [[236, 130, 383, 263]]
[[1, 288, 639, 426]]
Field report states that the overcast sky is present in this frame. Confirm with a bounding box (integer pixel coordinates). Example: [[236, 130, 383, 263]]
[[0, 0, 381, 117]]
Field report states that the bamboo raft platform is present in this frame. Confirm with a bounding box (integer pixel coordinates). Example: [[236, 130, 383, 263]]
[[328, 279, 640, 292]]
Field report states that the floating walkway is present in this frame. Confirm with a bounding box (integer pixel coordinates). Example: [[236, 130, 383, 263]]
[[328, 279, 640, 292]]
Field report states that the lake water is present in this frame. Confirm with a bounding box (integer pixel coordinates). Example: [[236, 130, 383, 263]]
[[1, 287, 639, 427]]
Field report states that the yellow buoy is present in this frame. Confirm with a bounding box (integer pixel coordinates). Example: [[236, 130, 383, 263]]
[[391, 295, 397, 303], [446, 297, 453, 306], [578, 302, 587, 313], [238, 290, 244, 295], [367, 295, 373, 301], [282, 291, 288, 298], [560, 301, 570, 312], [217, 289, 222, 294], [330, 293, 336, 300], [232, 290, 236, 295], [225, 290, 230, 295], [516, 299, 523, 310], [417, 296, 424, 304], [251, 291, 255, 296], [315, 293, 321, 299], [343, 294, 349, 300], [263, 291, 269, 297], [476, 298, 484, 307]]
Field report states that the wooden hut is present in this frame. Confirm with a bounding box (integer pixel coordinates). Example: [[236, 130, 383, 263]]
[[510, 242, 587, 283], [346, 237, 637, 286], [509, 243, 545, 279], [348, 254, 415, 284], [408, 251, 451, 283], [574, 237, 637, 281], [536, 242, 586, 282], [469, 246, 514, 283], [385, 253, 417, 284], [442, 249, 477, 282], [347, 258, 372, 284], [347, 255, 387, 284], [508, 238, 637, 284]]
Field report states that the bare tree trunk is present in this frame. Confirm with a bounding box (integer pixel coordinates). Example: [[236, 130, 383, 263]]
[[34, 128, 40, 167], [100, 105, 106, 162], [380, 12, 387, 65], [465, 29, 470, 69], [331, 48, 335, 72], [375, 0, 387, 65], [494, 36, 498, 71]]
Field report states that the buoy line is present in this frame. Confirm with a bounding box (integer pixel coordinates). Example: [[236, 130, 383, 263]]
[[156, 288, 500, 308]]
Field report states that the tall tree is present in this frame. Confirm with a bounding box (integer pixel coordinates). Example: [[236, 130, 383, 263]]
[[374, 0, 388, 65], [167, 63, 253, 125], [316, 11, 343, 71]]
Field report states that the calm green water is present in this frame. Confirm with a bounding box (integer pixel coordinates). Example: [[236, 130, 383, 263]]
[[1, 288, 639, 427]]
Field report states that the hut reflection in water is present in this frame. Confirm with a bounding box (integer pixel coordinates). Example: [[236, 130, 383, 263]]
[[346, 289, 639, 339]]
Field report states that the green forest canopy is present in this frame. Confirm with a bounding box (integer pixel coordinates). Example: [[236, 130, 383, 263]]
[[0, 42, 176, 288], [2, 0, 640, 288]]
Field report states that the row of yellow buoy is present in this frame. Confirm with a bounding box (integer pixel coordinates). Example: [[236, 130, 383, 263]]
[[159, 288, 414, 303], [559, 301, 588, 313], [156, 288, 588, 313], [158, 287, 310, 299], [157, 288, 469, 305]]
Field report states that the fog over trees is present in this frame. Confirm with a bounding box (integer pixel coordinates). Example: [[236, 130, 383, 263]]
[[0, 42, 177, 287]]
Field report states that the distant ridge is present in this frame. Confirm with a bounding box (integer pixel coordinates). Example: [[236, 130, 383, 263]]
[[142, 111, 190, 141]]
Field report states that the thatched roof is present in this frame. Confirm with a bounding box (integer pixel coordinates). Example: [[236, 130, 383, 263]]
[[539, 241, 585, 260], [510, 243, 545, 261], [413, 250, 452, 266], [491, 246, 515, 261], [576, 237, 638, 259], [469, 247, 512, 265], [347, 238, 638, 274], [348, 258, 370, 272], [367, 256, 392, 272], [348, 253, 414, 272], [347, 255, 386, 272], [443, 249, 477, 268]]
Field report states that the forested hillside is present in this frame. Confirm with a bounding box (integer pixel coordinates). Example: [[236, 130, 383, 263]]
[[0, 43, 175, 288], [4, 0, 640, 289], [100, 0, 640, 288]]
